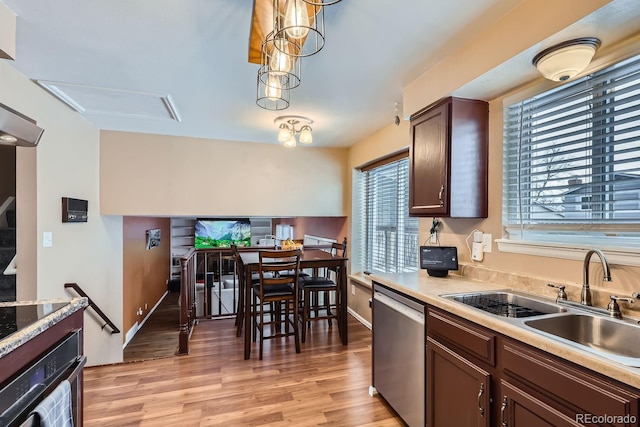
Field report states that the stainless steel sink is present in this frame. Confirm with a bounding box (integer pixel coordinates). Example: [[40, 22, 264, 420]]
[[444, 290, 565, 318], [525, 314, 640, 366]]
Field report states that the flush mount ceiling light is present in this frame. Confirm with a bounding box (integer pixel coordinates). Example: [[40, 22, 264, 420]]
[[274, 115, 313, 147], [532, 37, 601, 82]]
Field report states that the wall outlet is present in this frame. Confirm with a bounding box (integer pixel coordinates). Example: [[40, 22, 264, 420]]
[[482, 234, 492, 253], [351, 284, 356, 295], [144, 303, 148, 310]]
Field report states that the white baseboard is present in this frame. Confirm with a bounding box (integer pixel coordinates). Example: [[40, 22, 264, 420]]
[[123, 322, 139, 349], [348, 307, 371, 330], [123, 291, 168, 349]]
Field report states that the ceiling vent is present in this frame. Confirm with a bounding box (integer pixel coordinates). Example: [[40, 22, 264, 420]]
[[36, 81, 181, 122], [0, 103, 44, 147]]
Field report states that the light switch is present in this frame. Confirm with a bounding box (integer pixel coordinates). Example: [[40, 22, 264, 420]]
[[43, 231, 53, 247]]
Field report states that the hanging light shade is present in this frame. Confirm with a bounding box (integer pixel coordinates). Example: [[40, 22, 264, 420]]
[[259, 31, 301, 90], [298, 125, 313, 144], [301, 0, 341, 5], [532, 38, 600, 82], [256, 66, 290, 110], [273, 0, 325, 58], [278, 123, 294, 142]]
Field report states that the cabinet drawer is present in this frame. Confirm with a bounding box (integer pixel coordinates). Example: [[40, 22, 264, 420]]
[[503, 340, 640, 424], [427, 308, 495, 366]]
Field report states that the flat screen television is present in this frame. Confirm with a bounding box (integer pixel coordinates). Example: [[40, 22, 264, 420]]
[[194, 218, 251, 248]]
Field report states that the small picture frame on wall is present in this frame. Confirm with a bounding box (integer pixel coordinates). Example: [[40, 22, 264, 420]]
[[146, 229, 161, 250]]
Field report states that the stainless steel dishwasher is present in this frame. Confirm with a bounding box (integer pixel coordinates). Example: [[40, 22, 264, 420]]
[[372, 282, 425, 427]]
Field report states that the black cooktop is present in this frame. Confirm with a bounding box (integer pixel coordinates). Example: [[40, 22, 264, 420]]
[[454, 294, 548, 318], [0, 303, 69, 340]]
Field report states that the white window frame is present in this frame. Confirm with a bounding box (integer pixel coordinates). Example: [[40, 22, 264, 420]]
[[352, 151, 419, 274], [499, 53, 640, 267]]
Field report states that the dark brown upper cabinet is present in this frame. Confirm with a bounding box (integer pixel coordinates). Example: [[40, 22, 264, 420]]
[[409, 97, 489, 218]]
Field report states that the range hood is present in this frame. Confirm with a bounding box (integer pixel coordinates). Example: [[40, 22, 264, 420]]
[[0, 102, 44, 147]]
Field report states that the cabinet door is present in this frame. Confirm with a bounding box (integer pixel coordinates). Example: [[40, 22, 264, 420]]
[[500, 380, 581, 427], [427, 337, 490, 427], [409, 100, 449, 216]]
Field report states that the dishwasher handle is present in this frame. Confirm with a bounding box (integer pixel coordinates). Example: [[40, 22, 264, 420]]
[[374, 292, 425, 324]]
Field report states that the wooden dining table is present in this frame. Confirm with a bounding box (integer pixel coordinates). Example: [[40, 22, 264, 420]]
[[239, 249, 349, 360]]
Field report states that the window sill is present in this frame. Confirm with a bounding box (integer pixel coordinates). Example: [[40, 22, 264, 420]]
[[349, 272, 373, 289], [496, 239, 640, 267]]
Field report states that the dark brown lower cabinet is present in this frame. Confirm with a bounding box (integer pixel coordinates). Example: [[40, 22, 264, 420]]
[[426, 306, 640, 427], [426, 336, 490, 427], [500, 380, 581, 426]]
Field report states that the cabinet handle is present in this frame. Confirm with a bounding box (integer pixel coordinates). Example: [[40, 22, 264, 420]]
[[477, 382, 485, 417], [500, 396, 508, 427], [438, 185, 445, 206]]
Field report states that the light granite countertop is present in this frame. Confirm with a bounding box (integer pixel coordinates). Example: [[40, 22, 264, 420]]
[[0, 297, 88, 358], [369, 271, 640, 390]]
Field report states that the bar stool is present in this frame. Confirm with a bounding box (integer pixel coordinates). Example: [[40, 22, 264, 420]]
[[252, 249, 302, 360], [299, 238, 347, 343]]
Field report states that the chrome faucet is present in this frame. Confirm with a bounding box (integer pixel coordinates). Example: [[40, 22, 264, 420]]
[[582, 249, 612, 306]]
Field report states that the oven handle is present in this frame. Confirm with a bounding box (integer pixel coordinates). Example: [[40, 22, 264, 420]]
[[0, 355, 86, 427]]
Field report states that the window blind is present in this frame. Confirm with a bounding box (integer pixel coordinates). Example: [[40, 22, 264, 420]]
[[354, 155, 419, 273], [503, 53, 640, 244]]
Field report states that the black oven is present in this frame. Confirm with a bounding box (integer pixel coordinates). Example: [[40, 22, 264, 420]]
[[0, 330, 86, 427]]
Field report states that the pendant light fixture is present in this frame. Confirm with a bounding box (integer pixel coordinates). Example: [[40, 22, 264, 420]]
[[256, 32, 301, 110], [274, 115, 313, 147], [260, 31, 301, 89], [301, 0, 342, 5], [532, 38, 601, 82], [256, 68, 290, 110], [273, 0, 325, 58]]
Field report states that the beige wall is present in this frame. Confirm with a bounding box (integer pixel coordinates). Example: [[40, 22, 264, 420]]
[[403, 0, 611, 117], [0, 61, 124, 366], [347, 0, 640, 320], [100, 131, 348, 217]]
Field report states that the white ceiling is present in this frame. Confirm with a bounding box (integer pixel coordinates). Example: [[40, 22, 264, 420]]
[[3, 0, 640, 147]]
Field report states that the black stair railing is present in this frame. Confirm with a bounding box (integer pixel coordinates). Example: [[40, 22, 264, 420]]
[[64, 283, 120, 334]]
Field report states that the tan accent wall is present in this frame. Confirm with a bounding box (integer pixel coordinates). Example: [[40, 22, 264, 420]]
[[1, 61, 124, 366], [402, 0, 611, 117], [100, 131, 348, 217], [122, 217, 171, 341]]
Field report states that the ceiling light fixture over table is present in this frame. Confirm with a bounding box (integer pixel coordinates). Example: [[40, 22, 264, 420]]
[[256, 31, 301, 110], [249, 0, 342, 110], [273, 0, 325, 58], [274, 115, 313, 147]]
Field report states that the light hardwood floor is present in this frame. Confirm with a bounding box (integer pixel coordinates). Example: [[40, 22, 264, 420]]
[[84, 315, 404, 426]]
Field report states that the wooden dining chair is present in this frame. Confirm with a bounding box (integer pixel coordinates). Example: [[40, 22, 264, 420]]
[[298, 238, 347, 343], [252, 249, 302, 360]]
